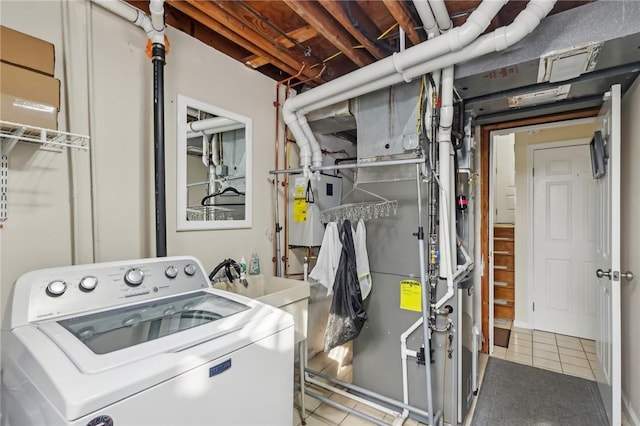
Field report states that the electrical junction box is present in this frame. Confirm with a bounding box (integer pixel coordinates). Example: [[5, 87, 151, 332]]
[[288, 173, 342, 247]]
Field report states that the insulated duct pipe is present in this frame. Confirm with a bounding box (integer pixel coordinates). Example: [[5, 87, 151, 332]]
[[286, 0, 556, 171], [283, 0, 507, 170], [94, 0, 167, 257]]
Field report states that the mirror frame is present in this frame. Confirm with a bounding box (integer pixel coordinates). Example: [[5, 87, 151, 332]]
[[176, 94, 252, 231]]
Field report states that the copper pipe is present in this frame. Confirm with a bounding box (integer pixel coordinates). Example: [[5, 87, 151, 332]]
[[274, 65, 306, 275], [290, 63, 327, 89]]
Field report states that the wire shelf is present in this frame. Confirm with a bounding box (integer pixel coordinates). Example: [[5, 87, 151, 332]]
[[186, 205, 235, 221], [0, 120, 89, 155]]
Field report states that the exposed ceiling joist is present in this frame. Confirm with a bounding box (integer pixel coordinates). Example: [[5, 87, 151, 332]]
[[181, 0, 324, 84], [282, 0, 374, 68], [317, 0, 387, 60], [381, 0, 424, 46]]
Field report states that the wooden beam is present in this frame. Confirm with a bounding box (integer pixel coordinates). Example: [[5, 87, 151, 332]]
[[479, 108, 598, 354], [381, 0, 424, 46], [167, 1, 302, 77], [243, 26, 318, 68], [282, 0, 374, 68], [180, 0, 323, 83], [317, 0, 387, 60]]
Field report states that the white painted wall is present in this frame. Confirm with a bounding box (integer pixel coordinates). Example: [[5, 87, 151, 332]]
[[493, 133, 516, 224], [0, 1, 278, 319], [621, 75, 640, 425]]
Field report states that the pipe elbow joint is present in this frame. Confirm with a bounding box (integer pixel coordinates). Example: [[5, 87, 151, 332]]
[[282, 102, 297, 125]]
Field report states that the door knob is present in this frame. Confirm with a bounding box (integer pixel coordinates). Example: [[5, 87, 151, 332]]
[[596, 269, 612, 279], [620, 271, 635, 281]]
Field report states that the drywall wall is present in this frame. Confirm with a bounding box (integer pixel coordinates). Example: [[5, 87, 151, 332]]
[[512, 121, 596, 326], [0, 1, 278, 318], [0, 1, 74, 318], [621, 75, 640, 424]]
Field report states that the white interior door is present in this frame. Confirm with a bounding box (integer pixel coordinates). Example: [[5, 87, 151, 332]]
[[532, 143, 597, 339], [594, 85, 621, 426], [494, 134, 516, 224]]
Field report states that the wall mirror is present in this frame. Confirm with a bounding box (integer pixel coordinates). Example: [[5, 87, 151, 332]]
[[177, 95, 252, 230]]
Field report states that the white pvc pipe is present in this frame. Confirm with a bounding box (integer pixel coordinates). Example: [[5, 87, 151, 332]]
[[92, 0, 165, 45], [400, 316, 424, 424], [287, 0, 555, 170], [412, 0, 439, 38], [187, 117, 245, 138], [282, 0, 507, 168], [188, 116, 243, 133], [438, 65, 455, 284], [428, 0, 453, 32]]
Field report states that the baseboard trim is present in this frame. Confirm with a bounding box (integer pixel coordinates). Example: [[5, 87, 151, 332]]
[[513, 320, 531, 330], [623, 392, 640, 426]]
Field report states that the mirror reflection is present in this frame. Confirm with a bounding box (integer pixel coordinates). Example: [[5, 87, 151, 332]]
[[177, 95, 252, 230]]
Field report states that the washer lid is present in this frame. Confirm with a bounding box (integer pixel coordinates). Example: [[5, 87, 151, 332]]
[[38, 289, 271, 374], [57, 291, 248, 355]]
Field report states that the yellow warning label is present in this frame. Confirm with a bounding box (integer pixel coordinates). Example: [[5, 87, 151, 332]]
[[294, 198, 307, 222], [400, 280, 422, 312]]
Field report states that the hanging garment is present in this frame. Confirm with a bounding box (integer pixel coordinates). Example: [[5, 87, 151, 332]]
[[308, 222, 342, 294], [354, 220, 372, 300], [324, 220, 368, 352]]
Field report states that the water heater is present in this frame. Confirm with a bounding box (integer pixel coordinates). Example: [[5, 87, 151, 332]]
[[288, 174, 342, 247]]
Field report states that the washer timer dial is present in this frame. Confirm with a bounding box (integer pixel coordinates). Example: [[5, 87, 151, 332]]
[[184, 264, 197, 276], [46, 280, 68, 297], [165, 266, 178, 279], [79, 276, 98, 292], [124, 268, 145, 286]]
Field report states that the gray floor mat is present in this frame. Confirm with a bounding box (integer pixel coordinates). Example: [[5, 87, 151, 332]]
[[472, 357, 609, 426]]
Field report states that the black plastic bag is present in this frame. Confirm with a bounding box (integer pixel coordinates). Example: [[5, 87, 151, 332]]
[[324, 220, 368, 352]]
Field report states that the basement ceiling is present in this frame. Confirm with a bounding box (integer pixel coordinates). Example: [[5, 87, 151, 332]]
[[128, 0, 640, 122], [129, 0, 590, 85]]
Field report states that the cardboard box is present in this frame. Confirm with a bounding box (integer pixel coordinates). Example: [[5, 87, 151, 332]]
[[0, 26, 55, 76], [1, 62, 59, 129]]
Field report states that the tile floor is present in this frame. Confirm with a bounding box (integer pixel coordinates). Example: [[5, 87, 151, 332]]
[[491, 325, 598, 380]]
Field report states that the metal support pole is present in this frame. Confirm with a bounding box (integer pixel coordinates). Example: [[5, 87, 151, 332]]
[[269, 157, 425, 175], [273, 175, 282, 277], [416, 163, 434, 426]]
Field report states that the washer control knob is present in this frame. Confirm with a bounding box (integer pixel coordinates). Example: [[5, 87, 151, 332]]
[[124, 268, 145, 286], [47, 280, 68, 297], [165, 266, 178, 279], [184, 264, 197, 276], [79, 276, 98, 292]]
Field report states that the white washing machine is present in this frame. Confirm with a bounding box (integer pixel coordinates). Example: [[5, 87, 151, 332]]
[[1, 256, 294, 426]]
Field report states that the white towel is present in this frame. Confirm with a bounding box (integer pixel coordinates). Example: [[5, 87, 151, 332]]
[[309, 222, 342, 295], [354, 220, 372, 299]]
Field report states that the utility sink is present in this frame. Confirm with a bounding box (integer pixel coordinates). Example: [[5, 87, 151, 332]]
[[212, 275, 310, 341]]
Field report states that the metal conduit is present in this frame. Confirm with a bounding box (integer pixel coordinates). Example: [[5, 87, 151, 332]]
[[152, 43, 167, 257]]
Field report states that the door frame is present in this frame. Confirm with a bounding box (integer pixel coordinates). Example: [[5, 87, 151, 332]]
[[479, 109, 599, 353], [527, 139, 593, 334]]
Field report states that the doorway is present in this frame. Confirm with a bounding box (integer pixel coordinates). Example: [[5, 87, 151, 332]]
[[479, 110, 599, 354]]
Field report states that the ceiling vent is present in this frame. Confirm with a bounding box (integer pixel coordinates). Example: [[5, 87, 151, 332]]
[[537, 42, 602, 83], [508, 84, 571, 108]]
